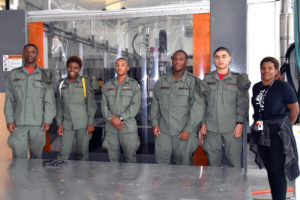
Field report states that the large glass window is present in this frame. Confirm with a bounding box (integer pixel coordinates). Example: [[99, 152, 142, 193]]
[[43, 15, 195, 153]]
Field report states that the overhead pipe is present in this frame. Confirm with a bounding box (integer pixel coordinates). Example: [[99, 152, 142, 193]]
[[280, 0, 293, 65]]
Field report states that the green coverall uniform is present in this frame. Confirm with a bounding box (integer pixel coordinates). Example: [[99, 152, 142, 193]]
[[56, 76, 98, 161], [150, 70, 206, 165], [202, 70, 251, 167], [101, 76, 141, 162], [4, 66, 56, 159]]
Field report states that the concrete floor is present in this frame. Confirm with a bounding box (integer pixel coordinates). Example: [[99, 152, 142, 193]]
[[0, 159, 252, 200], [50, 136, 297, 200]]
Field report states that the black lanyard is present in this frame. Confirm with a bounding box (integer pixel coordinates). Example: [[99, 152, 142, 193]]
[[258, 81, 274, 121]]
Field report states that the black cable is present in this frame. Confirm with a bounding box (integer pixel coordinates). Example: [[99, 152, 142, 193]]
[[282, 43, 300, 123], [132, 33, 141, 58], [285, 43, 295, 59], [281, 43, 297, 93]]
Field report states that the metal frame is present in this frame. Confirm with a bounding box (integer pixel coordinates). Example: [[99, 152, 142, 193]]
[[26, 2, 210, 22]]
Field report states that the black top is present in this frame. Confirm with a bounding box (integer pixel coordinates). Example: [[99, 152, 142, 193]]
[[252, 80, 297, 121]]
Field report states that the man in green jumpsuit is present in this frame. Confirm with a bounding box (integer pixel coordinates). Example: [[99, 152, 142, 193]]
[[101, 58, 141, 162], [56, 56, 98, 161], [4, 43, 56, 159], [150, 50, 207, 165], [200, 47, 251, 168]]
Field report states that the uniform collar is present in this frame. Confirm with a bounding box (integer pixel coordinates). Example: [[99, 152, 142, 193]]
[[21, 65, 41, 75], [167, 70, 188, 82], [113, 75, 129, 86], [213, 69, 233, 80], [65, 75, 82, 84]]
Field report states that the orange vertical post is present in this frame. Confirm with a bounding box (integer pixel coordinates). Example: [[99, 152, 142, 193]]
[[28, 22, 51, 152], [193, 13, 211, 79], [28, 22, 44, 67], [192, 13, 210, 166]]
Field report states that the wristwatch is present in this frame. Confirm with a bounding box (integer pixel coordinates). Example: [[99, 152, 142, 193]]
[[119, 116, 124, 122]]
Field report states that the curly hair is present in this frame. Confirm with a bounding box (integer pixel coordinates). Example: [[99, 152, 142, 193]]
[[67, 56, 82, 68]]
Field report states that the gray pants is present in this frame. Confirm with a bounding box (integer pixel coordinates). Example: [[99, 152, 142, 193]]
[[102, 130, 140, 163], [155, 132, 198, 165], [8, 125, 45, 159], [202, 131, 242, 168], [57, 128, 92, 161]]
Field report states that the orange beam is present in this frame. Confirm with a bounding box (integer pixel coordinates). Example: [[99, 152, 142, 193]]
[[192, 13, 210, 166], [28, 22, 44, 67], [193, 13, 210, 79], [28, 22, 51, 152]]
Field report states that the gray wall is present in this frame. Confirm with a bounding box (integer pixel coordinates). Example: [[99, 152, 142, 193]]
[[0, 10, 26, 92], [210, 0, 247, 73]]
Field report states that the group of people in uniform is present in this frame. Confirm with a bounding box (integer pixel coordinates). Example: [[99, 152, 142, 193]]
[[6, 43, 300, 200], [4, 43, 251, 168]]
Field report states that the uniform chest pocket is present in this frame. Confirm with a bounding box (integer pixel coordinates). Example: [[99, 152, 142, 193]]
[[105, 89, 117, 108], [33, 80, 45, 98], [224, 83, 237, 103], [13, 79, 25, 86], [207, 82, 216, 91], [176, 88, 189, 106], [159, 89, 170, 105], [106, 89, 117, 98], [12, 79, 25, 98], [121, 90, 133, 106], [73, 86, 84, 93], [72, 87, 85, 103]]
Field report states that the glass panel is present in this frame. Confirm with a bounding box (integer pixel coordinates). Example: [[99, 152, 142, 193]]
[[43, 15, 194, 154]]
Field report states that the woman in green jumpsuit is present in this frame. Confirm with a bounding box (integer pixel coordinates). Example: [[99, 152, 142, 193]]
[[56, 56, 98, 161]]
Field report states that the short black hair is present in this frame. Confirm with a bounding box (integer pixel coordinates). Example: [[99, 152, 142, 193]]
[[213, 47, 231, 56], [172, 50, 188, 60], [23, 43, 38, 53], [115, 57, 129, 65], [67, 56, 82, 68]]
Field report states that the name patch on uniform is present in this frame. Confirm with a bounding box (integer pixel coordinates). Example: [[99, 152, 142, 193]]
[[178, 87, 189, 90], [161, 86, 170, 90], [225, 83, 237, 86], [122, 87, 132, 90], [13, 78, 25, 82], [207, 82, 216, 85], [107, 88, 117, 91], [74, 86, 83, 88]]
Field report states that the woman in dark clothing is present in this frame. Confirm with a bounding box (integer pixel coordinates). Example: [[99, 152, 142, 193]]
[[251, 56, 299, 200]]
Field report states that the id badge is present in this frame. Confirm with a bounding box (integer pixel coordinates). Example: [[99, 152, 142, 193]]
[[256, 121, 263, 131]]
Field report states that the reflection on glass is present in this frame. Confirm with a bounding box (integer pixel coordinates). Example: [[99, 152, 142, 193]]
[[44, 15, 194, 154]]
